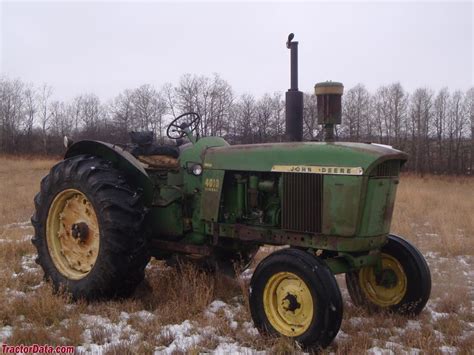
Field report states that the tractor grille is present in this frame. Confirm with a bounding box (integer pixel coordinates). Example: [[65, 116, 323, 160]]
[[282, 173, 323, 234], [374, 160, 400, 177]]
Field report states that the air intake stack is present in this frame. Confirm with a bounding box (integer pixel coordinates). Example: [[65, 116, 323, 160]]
[[285, 33, 303, 142], [315, 81, 344, 142]]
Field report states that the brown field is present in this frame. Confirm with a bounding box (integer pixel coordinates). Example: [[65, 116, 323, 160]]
[[0, 156, 473, 354]]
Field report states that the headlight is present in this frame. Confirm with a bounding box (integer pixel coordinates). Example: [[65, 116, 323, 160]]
[[191, 164, 203, 176]]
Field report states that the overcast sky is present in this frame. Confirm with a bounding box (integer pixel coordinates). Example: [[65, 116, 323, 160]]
[[1, 1, 472, 101]]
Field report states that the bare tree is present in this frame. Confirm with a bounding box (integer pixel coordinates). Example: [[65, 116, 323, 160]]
[[303, 93, 318, 140], [162, 82, 178, 119], [23, 85, 36, 140], [409, 88, 433, 175], [132, 85, 167, 141], [50, 100, 73, 137], [69, 96, 84, 133], [387, 83, 408, 148], [173, 73, 233, 137], [371, 88, 388, 143], [271, 93, 285, 141], [342, 84, 370, 141], [0, 74, 472, 174], [80, 94, 102, 133], [110, 89, 135, 139], [37, 84, 53, 154], [465, 87, 474, 174], [0, 78, 27, 152], [254, 94, 274, 142], [234, 93, 256, 144], [447, 91, 468, 174], [433, 88, 449, 172]]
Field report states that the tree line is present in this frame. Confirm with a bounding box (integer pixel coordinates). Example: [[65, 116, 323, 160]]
[[0, 74, 472, 175]]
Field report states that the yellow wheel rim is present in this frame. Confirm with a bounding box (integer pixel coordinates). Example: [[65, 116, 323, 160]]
[[358, 253, 407, 307], [46, 189, 100, 280], [263, 272, 314, 337]]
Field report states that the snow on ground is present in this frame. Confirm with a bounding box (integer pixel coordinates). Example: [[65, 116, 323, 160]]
[[153, 299, 259, 354], [72, 300, 262, 354], [1, 221, 32, 230], [0, 326, 13, 340], [0, 235, 32, 243], [77, 313, 142, 354]]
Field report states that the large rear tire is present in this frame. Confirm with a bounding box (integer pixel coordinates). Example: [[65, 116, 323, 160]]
[[31, 155, 150, 300], [346, 234, 431, 315], [249, 248, 343, 350]]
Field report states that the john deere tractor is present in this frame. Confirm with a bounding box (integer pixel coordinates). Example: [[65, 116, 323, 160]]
[[32, 34, 431, 349]]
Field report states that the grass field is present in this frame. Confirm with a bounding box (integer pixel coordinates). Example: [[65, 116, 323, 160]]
[[0, 156, 473, 354]]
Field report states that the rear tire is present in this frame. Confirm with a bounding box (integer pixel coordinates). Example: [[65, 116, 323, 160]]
[[31, 155, 150, 300], [249, 248, 343, 350], [346, 234, 431, 315]]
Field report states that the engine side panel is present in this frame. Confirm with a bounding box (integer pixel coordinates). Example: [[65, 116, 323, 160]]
[[358, 177, 399, 236], [200, 169, 225, 222], [322, 175, 365, 236]]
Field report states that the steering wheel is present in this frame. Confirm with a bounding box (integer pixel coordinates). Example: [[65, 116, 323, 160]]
[[166, 112, 201, 139]]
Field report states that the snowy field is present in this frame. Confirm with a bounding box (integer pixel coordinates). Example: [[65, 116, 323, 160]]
[[0, 221, 473, 354]]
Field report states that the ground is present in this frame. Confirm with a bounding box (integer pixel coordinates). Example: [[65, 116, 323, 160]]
[[0, 156, 473, 354]]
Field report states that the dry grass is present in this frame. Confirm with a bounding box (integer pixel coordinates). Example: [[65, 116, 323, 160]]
[[0, 156, 473, 353], [0, 155, 58, 229], [392, 174, 474, 256]]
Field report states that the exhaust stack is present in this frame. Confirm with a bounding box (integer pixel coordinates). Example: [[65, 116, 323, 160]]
[[285, 33, 303, 142]]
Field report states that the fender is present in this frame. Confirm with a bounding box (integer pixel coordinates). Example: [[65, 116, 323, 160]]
[[65, 140, 154, 205]]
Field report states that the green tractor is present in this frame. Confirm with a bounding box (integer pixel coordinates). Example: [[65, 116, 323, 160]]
[[32, 34, 431, 349]]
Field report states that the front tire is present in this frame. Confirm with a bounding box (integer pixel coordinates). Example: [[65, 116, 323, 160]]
[[249, 248, 343, 350], [31, 155, 150, 300], [346, 234, 431, 315]]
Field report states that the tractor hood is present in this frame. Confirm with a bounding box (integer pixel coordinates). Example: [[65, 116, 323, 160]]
[[203, 142, 407, 175]]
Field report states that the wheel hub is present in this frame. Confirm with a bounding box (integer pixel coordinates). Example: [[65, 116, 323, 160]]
[[358, 253, 407, 307], [263, 271, 314, 337], [282, 293, 301, 312], [46, 189, 100, 280], [376, 268, 398, 288], [71, 222, 89, 242]]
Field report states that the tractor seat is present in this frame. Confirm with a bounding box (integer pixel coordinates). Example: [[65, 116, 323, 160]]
[[129, 131, 180, 169], [136, 154, 179, 169]]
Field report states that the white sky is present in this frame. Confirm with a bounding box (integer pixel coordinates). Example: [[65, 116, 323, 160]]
[[1, 1, 473, 101]]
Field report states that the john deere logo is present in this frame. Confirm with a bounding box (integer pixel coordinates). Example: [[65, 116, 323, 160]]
[[271, 165, 363, 175]]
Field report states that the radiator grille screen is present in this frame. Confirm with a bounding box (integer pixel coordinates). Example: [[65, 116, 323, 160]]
[[282, 173, 323, 234], [374, 160, 400, 177]]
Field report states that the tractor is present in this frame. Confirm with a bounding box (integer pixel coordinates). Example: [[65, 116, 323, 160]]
[[31, 34, 431, 349]]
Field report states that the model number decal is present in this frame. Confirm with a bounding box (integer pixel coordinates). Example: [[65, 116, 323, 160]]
[[204, 178, 220, 192], [271, 165, 363, 175]]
